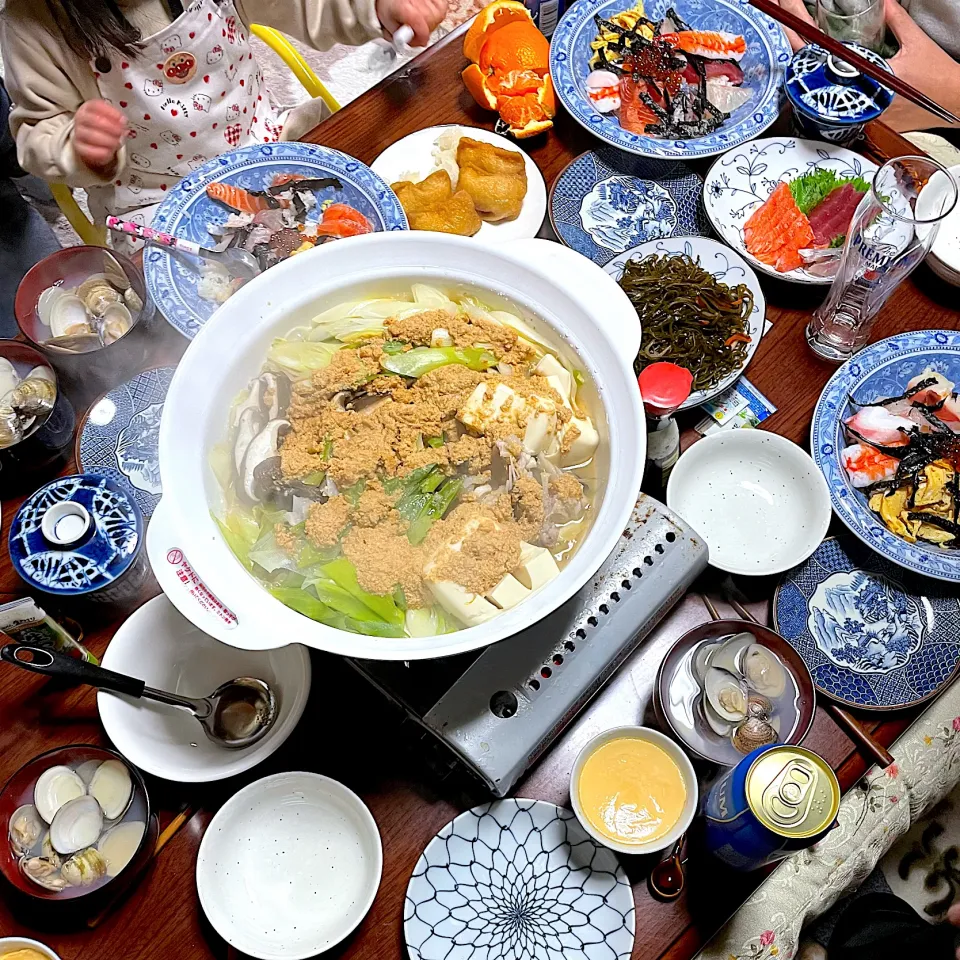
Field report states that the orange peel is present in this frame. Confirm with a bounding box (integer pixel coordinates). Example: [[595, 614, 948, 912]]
[[461, 0, 555, 138]]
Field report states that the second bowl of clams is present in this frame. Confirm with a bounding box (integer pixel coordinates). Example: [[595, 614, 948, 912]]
[[655, 619, 816, 766]]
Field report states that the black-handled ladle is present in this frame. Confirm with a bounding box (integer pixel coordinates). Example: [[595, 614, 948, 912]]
[[1, 644, 278, 749]]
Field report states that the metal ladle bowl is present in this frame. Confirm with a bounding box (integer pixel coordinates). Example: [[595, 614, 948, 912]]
[[1, 644, 278, 749]]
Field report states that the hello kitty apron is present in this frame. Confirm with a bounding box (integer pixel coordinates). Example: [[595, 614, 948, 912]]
[[89, 0, 283, 248]]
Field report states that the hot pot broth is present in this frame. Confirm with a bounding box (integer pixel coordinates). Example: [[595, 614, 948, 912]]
[[213, 283, 603, 638]]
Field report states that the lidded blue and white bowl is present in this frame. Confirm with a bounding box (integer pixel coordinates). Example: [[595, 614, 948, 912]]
[[785, 42, 893, 144], [9, 474, 149, 606]]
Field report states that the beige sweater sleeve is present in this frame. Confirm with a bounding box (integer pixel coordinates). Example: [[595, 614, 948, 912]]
[[0, 1, 128, 186], [235, 0, 383, 51]]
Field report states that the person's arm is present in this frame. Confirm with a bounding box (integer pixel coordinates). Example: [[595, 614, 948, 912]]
[[236, 0, 447, 50], [764, 0, 960, 133], [0, 10, 129, 186]]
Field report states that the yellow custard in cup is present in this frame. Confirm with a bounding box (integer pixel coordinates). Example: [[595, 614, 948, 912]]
[[571, 726, 698, 854]]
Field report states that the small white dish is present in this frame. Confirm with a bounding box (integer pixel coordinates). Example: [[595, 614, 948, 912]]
[[570, 725, 697, 856], [667, 430, 831, 576], [371, 125, 547, 242], [98, 595, 311, 782], [197, 772, 382, 960], [0, 938, 61, 960]]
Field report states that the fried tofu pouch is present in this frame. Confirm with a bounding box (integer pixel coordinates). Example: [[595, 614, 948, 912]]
[[392, 170, 482, 236], [455, 137, 528, 222]]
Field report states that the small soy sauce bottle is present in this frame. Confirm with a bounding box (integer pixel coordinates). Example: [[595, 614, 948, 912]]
[[638, 362, 693, 502]]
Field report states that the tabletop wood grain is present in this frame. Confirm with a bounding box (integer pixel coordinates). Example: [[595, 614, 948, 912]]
[[0, 24, 955, 960]]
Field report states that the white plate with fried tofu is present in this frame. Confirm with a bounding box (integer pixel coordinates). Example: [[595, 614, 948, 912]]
[[371, 125, 547, 243]]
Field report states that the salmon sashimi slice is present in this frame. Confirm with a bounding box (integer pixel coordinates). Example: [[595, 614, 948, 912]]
[[743, 182, 815, 273], [272, 173, 306, 187], [206, 182, 275, 214], [660, 30, 747, 61], [619, 76, 657, 134], [315, 203, 373, 238]]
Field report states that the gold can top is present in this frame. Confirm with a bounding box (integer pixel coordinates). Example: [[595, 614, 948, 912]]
[[745, 746, 840, 839]]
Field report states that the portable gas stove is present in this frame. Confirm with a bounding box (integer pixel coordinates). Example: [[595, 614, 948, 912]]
[[347, 494, 708, 796]]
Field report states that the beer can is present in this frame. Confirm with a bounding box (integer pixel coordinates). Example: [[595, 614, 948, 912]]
[[524, 0, 568, 37], [704, 744, 840, 871]]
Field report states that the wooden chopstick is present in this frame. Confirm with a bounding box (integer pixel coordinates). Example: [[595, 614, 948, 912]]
[[748, 0, 960, 125], [87, 804, 196, 928]]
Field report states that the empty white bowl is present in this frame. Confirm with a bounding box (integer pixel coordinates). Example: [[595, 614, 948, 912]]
[[98, 595, 311, 781], [197, 772, 382, 960], [667, 429, 831, 576], [0, 938, 61, 960], [570, 725, 697, 856], [927, 164, 960, 286]]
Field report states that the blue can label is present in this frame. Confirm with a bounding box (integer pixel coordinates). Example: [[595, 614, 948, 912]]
[[524, 0, 567, 36]]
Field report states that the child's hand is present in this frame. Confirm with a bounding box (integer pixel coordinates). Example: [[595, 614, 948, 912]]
[[376, 0, 447, 47], [74, 100, 128, 173]]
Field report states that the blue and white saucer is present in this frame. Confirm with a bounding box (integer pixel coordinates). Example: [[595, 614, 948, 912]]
[[78, 367, 174, 520], [774, 537, 960, 709], [550, 149, 709, 266], [405, 799, 635, 960]]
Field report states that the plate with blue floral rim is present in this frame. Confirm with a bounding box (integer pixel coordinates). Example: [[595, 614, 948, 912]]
[[549, 0, 791, 160], [404, 798, 635, 960], [76, 367, 175, 521], [549, 148, 710, 265], [702, 136, 880, 284], [146, 142, 408, 339], [604, 235, 765, 409], [811, 329, 960, 584], [774, 536, 960, 710]]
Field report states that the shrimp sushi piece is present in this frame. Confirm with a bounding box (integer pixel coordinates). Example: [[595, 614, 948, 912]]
[[842, 443, 899, 488], [743, 182, 815, 273], [845, 406, 915, 446], [908, 369, 955, 406], [206, 182, 275, 214], [586, 70, 621, 113], [660, 30, 747, 61], [315, 204, 373, 238], [619, 76, 658, 134]]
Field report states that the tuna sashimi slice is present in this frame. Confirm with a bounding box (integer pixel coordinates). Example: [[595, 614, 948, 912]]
[[807, 183, 866, 247], [743, 182, 815, 273]]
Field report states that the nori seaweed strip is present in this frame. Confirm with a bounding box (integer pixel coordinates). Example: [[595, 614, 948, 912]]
[[907, 513, 960, 545], [665, 5, 693, 31], [844, 426, 913, 458], [849, 377, 938, 408], [267, 177, 343, 196]]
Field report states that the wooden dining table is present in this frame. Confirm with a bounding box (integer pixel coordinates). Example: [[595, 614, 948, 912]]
[[2, 21, 959, 960]]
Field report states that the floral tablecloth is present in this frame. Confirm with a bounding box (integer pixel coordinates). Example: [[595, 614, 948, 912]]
[[695, 683, 960, 960]]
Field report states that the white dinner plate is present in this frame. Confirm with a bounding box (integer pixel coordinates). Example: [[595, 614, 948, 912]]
[[197, 772, 382, 960], [98, 595, 311, 782], [371, 125, 547, 242], [667, 430, 831, 575]]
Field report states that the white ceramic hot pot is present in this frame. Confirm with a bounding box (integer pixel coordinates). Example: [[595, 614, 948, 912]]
[[147, 233, 644, 660]]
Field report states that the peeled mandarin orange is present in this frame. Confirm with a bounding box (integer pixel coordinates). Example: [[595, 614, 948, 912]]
[[537, 72, 557, 117], [462, 0, 533, 64], [462, 63, 499, 109], [488, 68, 544, 97], [478, 20, 550, 75]]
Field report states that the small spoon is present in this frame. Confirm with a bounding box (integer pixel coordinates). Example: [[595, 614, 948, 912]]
[[648, 835, 686, 902], [105, 216, 261, 285], [1, 643, 278, 749]]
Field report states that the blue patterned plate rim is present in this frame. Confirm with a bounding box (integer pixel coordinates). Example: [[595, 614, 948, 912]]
[[773, 535, 960, 709], [76, 366, 175, 521], [146, 142, 408, 340], [548, 149, 709, 266], [810, 329, 960, 583], [603, 235, 765, 409], [550, 0, 792, 159], [404, 798, 636, 960], [8, 474, 144, 595]]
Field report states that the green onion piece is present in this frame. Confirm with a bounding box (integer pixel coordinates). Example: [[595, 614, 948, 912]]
[[381, 339, 406, 355], [300, 470, 325, 486], [322, 557, 404, 625], [426, 436, 445, 449], [380, 346, 496, 378]]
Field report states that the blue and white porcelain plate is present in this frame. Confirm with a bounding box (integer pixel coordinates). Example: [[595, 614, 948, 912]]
[[549, 0, 791, 159], [78, 367, 174, 520], [703, 136, 880, 284], [811, 329, 960, 583], [146, 142, 408, 339], [775, 537, 960, 708], [405, 799, 635, 960], [9, 474, 143, 596], [604, 235, 765, 408], [550, 149, 709, 265]]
